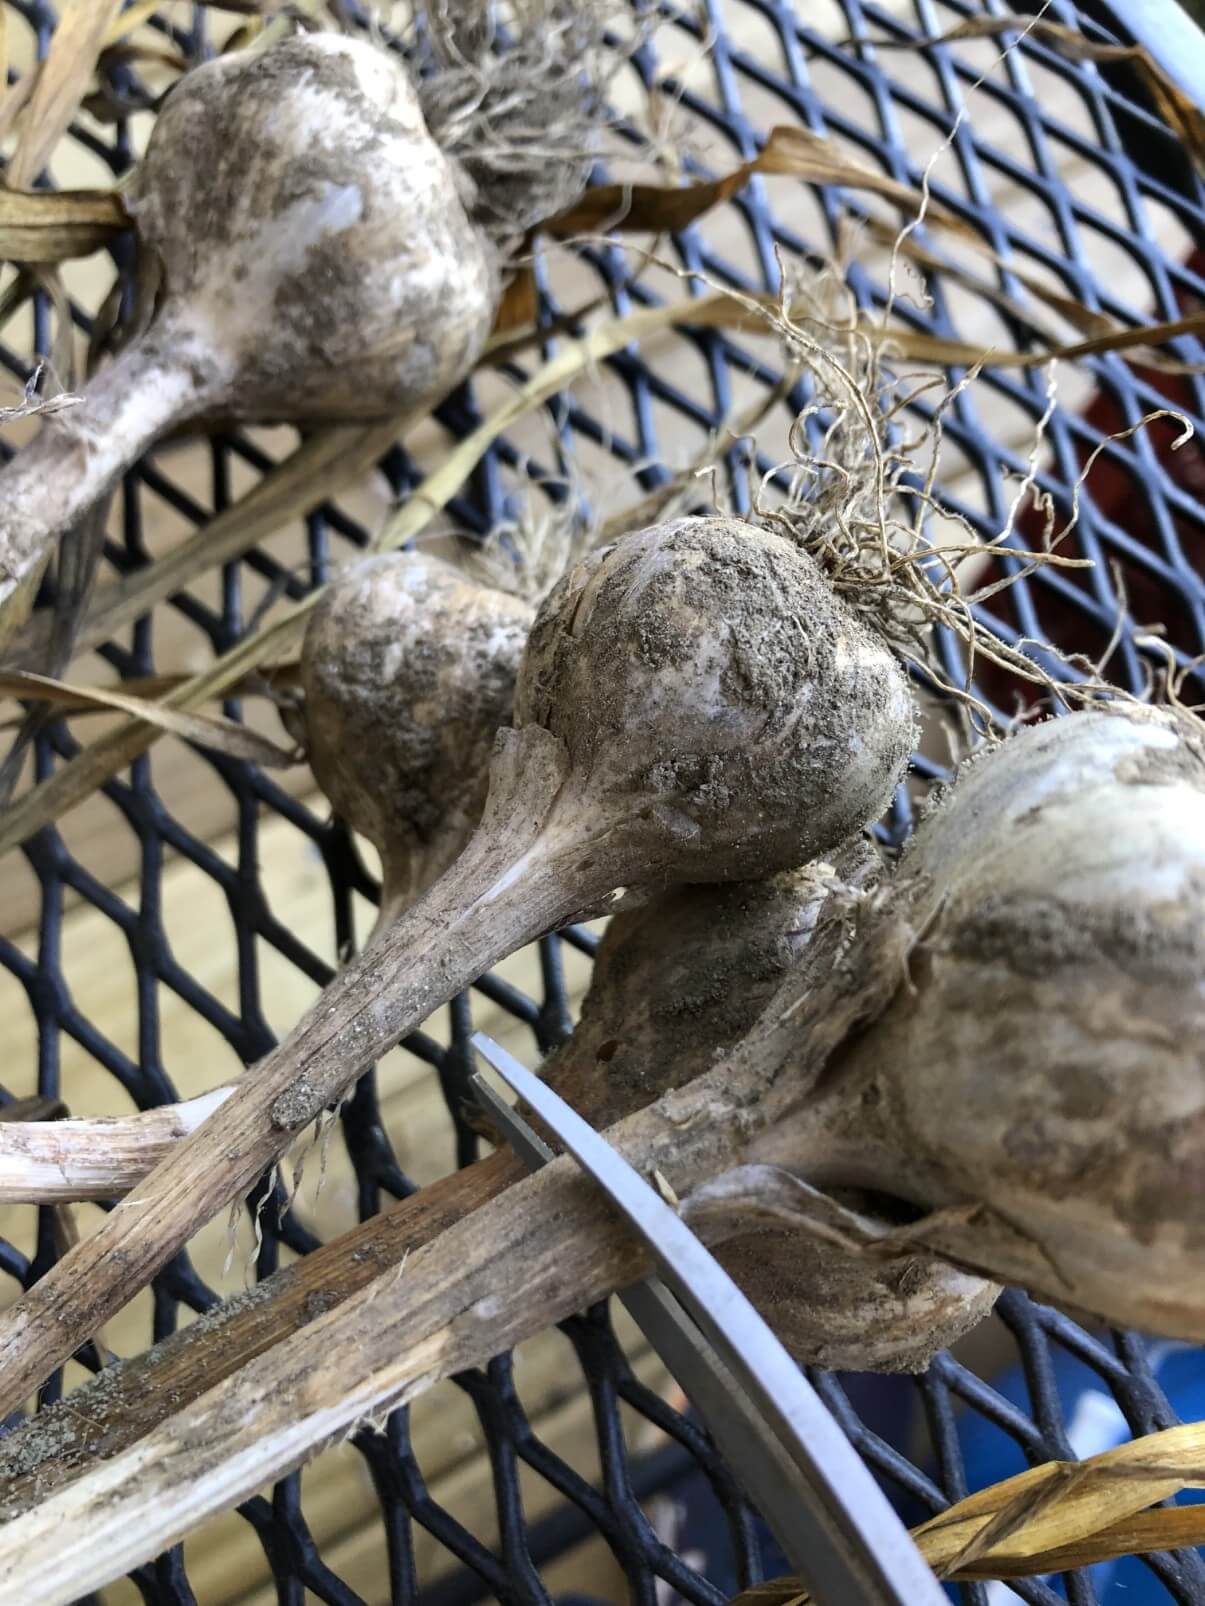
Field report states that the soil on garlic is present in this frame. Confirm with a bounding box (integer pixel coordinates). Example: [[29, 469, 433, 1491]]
[[543, 847, 996, 1372], [521, 516, 915, 883], [746, 704, 1205, 1339], [129, 35, 497, 424], [303, 552, 534, 921]]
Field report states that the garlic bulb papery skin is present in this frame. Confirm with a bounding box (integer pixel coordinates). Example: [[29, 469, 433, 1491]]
[[762, 706, 1205, 1340], [0, 33, 497, 642], [514, 515, 918, 890], [302, 551, 534, 934], [540, 848, 998, 1372]]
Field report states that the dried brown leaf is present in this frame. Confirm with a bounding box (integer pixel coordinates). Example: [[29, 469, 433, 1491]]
[[915, 1421, 1205, 1573], [483, 291, 610, 361], [547, 124, 974, 240], [0, 67, 38, 143], [873, 309, 1205, 370], [0, 669, 299, 767], [867, 219, 1205, 373], [617, 285, 1203, 371], [494, 261, 540, 335], [7, 0, 125, 190], [0, 667, 299, 727], [730, 1422, 1205, 1601], [859, 214, 1116, 342], [975, 1503, 1205, 1578], [0, 188, 126, 263], [543, 132, 1199, 374]]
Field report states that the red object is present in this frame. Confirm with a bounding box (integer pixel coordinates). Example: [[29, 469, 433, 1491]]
[[973, 247, 1205, 709]]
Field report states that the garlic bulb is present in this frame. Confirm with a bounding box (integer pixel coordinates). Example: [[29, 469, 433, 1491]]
[[0, 33, 497, 641], [870, 705, 1205, 1337], [736, 705, 1205, 1340], [541, 848, 997, 1371], [302, 551, 533, 930]]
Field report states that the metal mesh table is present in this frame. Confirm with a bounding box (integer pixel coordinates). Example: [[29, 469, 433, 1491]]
[[0, 2, 1203, 1603]]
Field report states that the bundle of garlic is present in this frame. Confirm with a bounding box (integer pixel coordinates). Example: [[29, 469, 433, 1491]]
[[0, 18, 608, 647], [0, 513, 916, 1413], [0, 705, 1197, 1598]]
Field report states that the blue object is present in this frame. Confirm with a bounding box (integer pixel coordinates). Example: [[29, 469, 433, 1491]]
[[954, 1341, 1205, 1603]]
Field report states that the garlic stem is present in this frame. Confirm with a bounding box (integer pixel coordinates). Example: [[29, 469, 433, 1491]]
[[0, 1051, 806, 1601], [0, 1086, 231, 1204], [0, 315, 221, 646], [0, 728, 615, 1414]]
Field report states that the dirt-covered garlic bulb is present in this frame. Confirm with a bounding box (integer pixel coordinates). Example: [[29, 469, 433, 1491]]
[[862, 704, 1205, 1338], [518, 515, 917, 887], [302, 551, 533, 932], [540, 848, 997, 1372], [724, 705, 1205, 1340], [0, 33, 497, 640], [0, 514, 920, 1412]]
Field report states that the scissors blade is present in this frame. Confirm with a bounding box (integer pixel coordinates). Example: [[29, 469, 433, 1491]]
[[472, 1067, 817, 1561], [472, 1033, 946, 1606]]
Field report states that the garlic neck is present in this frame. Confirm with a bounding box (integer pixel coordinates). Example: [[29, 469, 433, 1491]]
[[0, 306, 228, 653]]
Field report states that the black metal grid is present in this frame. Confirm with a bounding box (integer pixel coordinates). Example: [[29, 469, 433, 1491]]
[[0, 1, 1203, 1603]]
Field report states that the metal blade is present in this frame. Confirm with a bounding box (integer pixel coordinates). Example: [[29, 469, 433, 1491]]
[[472, 1033, 946, 1606], [471, 1068, 815, 1565]]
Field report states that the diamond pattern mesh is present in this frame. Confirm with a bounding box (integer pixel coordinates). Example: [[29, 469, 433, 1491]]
[[0, 1, 1203, 1603]]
